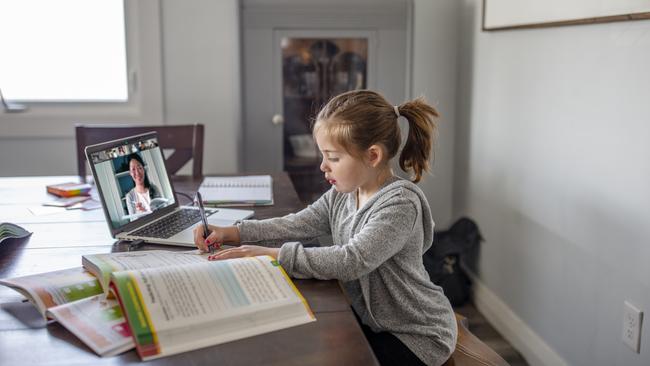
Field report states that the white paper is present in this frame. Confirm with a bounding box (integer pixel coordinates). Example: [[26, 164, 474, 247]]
[[198, 175, 273, 205]]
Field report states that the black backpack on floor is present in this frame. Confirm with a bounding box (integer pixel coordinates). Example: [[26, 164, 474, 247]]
[[423, 217, 483, 306]]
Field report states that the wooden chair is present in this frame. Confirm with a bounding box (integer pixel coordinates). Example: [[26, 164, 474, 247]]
[[75, 124, 204, 181], [443, 313, 510, 366]]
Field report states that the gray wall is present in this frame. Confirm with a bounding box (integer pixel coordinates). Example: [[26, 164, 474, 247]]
[[0, 137, 76, 176], [160, 0, 240, 175], [412, 0, 458, 228], [456, 1, 650, 365]]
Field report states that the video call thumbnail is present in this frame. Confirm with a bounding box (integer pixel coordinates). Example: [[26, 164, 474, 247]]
[[89, 137, 175, 229]]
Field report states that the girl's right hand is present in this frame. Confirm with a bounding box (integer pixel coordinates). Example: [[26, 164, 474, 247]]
[[193, 225, 240, 252]]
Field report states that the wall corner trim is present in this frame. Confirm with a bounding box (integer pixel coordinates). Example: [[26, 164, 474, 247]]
[[464, 267, 570, 366]]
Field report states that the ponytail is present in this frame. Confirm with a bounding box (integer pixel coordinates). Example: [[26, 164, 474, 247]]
[[397, 97, 438, 183], [314, 90, 438, 184]]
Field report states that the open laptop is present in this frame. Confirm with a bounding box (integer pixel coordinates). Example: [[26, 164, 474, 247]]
[[85, 131, 253, 247]]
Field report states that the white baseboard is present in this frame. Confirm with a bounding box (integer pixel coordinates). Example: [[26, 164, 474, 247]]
[[464, 268, 569, 366]]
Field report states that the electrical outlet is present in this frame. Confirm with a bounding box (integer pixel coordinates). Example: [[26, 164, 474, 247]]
[[622, 301, 643, 353]]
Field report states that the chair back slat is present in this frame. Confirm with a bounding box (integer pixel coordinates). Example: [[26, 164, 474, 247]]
[[75, 124, 204, 180], [164, 150, 194, 174]]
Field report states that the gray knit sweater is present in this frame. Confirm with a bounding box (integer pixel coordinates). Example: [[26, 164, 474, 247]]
[[239, 176, 457, 366]]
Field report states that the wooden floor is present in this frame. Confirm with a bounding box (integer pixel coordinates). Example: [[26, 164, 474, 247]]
[[454, 302, 529, 366]]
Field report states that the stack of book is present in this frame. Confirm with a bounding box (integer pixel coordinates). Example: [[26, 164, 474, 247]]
[[0, 250, 315, 359], [46, 182, 92, 197]]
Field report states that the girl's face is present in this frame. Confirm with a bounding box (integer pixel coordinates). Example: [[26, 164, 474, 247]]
[[314, 129, 371, 193], [129, 159, 145, 185]]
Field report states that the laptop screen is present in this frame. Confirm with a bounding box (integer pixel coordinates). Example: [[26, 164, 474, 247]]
[[88, 136, 176, 230]]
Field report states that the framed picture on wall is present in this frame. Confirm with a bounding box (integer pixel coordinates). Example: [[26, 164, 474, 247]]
[[483, 0, 650, 31]]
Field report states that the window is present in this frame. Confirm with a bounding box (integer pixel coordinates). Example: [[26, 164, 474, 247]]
[[0, 0, 163, 138], [0, 0, 129, 102]]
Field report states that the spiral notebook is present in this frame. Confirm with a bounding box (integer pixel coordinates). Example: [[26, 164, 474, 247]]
[[198, 175, 274, 206]]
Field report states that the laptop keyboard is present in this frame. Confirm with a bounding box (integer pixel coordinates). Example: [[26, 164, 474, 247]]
[[130, 209, 211, 239]]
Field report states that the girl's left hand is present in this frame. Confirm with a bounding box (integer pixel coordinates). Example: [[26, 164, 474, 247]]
[[208, 245, 279, 261]]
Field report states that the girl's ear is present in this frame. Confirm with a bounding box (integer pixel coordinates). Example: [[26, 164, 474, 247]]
[[366, 144, 384, 168]]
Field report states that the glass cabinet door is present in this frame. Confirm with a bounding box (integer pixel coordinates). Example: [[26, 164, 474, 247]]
[[281, 38, 368, 203]]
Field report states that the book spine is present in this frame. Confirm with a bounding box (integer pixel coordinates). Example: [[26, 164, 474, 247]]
[[47, 187, 91, 197], [110, 274, 160, 359]]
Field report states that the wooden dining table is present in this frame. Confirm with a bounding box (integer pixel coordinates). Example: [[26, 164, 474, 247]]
[[0, 173, 378, 365]]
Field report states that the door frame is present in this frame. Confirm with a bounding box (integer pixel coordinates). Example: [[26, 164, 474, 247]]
[[240, 0, 414, 173]]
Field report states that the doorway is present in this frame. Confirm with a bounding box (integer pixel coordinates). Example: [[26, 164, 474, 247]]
[[242, 0, 412, 203]]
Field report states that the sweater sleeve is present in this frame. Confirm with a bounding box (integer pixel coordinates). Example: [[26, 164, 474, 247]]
[[278, 196, 418, 280], [238, 191, 332, 243]]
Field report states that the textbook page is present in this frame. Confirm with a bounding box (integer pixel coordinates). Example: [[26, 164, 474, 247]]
[[198, 175, 273, 205], [82, 250, 210, 292], [111, 255, 315, 360], [46, 294, 135, 357], [0, 267, 102, 317]]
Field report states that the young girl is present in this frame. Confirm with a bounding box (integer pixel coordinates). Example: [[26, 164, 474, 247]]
[[194, 90, 457, 366]]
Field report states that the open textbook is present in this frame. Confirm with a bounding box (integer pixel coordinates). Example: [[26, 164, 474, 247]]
[[0, 267, 134, 357], [2, 250, 315, 360], [84, 250, 315, 360], [82, 249, 211, 294]]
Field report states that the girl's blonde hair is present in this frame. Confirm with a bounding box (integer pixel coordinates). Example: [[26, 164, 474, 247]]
[[313, 89, 438, 183]]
